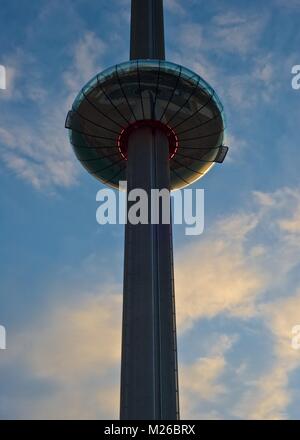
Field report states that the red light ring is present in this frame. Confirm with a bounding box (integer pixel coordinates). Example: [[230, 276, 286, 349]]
[[117, 120, 179, 161]]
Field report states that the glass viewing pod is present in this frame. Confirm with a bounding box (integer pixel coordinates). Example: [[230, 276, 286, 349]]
[[66, 60, 228, 190]]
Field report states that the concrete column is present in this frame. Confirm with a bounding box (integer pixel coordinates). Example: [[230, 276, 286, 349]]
[[120, 127, 179, 420]]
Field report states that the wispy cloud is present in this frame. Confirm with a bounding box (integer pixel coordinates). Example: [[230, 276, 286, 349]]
[[236, 292, 300, 419], [63, 32, 106, 100], [0, 288, 122, 419], [180, 335, 237, 419], [175, 187, 300, 419], [0, 32, 106, 190], [165, 0, 186, 16], [175, 187, 300, 331], [211, 12, 267, 55], [175, 211, 265, 331], [275, 0, 300, 8]]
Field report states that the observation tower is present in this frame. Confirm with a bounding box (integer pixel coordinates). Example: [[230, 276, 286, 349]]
[[66, 0, 228, 420]]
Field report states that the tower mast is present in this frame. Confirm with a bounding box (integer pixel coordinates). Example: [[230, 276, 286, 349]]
[[120, 0, 180, 420], [130, 0, 165, 60]]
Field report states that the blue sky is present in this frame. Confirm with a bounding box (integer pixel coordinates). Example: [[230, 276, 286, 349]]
[[0, 0, 300, 419]]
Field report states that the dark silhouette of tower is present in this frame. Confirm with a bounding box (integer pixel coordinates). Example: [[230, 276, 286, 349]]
[[66, 0, 227, 420], [121, 0, 178, 420]]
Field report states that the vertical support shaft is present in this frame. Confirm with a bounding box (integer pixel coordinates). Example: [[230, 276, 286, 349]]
[[120, 0, 179, 421], [130, 0, 165, 60], [120, 127, 179, 420]]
